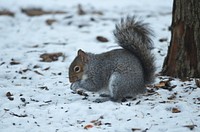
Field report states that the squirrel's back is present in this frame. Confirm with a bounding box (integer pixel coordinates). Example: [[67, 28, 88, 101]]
[[113, 16, 155, 84]]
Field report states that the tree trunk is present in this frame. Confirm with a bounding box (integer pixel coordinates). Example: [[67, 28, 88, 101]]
[[162, 0, 200, 79]]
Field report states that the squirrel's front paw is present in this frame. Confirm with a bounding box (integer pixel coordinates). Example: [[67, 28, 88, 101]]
[[93, 98, 109, 103], [76, 89, 88, 97], [70, 82, 80, 91], [99, 93, 110, 97]]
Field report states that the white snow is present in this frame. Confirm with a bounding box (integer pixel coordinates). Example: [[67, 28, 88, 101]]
[[0, 0, 200, 132]]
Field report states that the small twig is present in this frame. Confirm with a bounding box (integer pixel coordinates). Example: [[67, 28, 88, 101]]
[[44, 100, 52, 103], [0, 62, 5, 66], [43, 42, 67, 45], [34, 70, 44, 76], [38, 86, 49, 90], [10, 112, 27, 117]]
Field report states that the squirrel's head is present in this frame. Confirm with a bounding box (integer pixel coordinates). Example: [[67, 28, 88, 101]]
[[68, 49, 88, 83]]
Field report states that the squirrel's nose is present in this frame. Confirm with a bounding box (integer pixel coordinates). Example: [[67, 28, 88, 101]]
[[69, 78, 73, 83]]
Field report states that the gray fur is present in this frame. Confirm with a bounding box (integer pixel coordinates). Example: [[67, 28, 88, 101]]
[[70, 16, 155, 101], [113, 16, 155, 84]]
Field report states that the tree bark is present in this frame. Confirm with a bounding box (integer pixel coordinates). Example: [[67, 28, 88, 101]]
[[162, 0, 200, 79]]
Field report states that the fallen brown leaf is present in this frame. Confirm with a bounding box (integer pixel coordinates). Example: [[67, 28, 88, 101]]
[[172, 107, 181, 113], [40, 52, 63, 62], [154, 81, 166, 88], [46, 19, 57, 26], [96, 36, 109, 42], [84, 124, 93, 129], [0, 10, 14, 17], [21, 8, 66, 16], [154, 78, 176, 91]]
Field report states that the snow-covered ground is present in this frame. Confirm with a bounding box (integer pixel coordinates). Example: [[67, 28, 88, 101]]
[[0, 0, 200, 131]]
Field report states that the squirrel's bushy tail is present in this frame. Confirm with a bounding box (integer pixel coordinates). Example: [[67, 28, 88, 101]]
[[113, 16, 155, 84]]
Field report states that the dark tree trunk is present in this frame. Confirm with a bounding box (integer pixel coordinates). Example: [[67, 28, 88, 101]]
[[162, 0, 200, 79]]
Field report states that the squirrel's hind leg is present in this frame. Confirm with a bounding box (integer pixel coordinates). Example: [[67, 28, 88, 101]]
[[93, 72, 122, 103], [108, 72, 126, 101]]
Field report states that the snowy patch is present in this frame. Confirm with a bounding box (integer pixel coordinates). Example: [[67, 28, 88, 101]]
[[0, 0, 200, 132]]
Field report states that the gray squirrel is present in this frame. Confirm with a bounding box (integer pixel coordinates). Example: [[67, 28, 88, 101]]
[[68, 16, 155, 102]]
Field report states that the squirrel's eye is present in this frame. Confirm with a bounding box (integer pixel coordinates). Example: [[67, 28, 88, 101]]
[[74, 66, 80, 73]]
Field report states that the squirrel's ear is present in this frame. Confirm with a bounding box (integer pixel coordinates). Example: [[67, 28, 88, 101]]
[[77, 49, 88, 63]]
